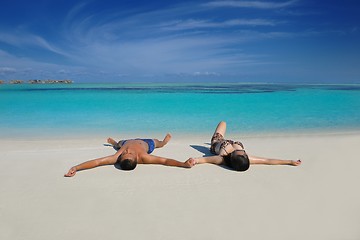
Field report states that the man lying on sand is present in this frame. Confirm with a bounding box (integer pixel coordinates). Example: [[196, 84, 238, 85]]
[[188, 121, 301, 171], [64, 133, 195, 177]]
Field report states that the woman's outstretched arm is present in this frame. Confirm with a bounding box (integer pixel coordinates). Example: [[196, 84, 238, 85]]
[[249, 155, 301, 166], [189, 155, 224, 165]]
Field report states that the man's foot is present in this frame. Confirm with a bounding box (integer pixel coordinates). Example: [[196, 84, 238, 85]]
[[291, 159, 302, 166], [163, 133, 172, 145], [107, 137, 117, 146]]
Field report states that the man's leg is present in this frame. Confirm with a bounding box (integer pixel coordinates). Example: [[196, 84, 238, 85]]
[[107, 137, 118, 146], [107, 137, 124, 150], [154, 133, 172, 148]]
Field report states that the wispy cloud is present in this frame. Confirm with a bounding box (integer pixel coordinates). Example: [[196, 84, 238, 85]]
[[0, 32, 72, 58], [4, 0, 349, 82], [159, 18, 278, 31], [204, 0, 298, 9], [0, 67, 16, 74], [39, 1, 319, 79]]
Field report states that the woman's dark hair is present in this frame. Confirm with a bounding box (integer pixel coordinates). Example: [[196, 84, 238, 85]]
[[230, 152, 250, 172], [117, 155, 137, 170]]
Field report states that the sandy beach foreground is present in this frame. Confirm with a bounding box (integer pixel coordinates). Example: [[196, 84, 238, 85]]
[[1, 132, 359, 240]]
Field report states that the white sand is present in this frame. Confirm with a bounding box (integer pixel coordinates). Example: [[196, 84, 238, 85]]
[[0, 132, 359, 240]]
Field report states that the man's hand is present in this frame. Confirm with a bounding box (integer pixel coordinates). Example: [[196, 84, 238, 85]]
[[64, 167, 77, 177], [184, 158, 196, 168]]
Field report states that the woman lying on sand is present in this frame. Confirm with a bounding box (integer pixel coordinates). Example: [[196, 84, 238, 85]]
[[64, 133, 195, 177], [188, 121, 301, 171]]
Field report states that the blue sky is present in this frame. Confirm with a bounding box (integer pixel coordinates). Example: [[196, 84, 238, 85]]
[[0, 0, 359, 83]]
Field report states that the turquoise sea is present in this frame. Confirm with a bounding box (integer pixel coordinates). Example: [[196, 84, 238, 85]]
[[1, 83, 360, 138]]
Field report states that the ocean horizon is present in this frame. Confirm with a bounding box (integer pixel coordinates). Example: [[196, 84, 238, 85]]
[[1, 82, 360, 139]]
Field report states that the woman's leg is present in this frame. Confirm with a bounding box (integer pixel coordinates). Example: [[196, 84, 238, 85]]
[[211, 121, 235, 156], [212, 121, 227, 138], [154, 133, 172, 148]]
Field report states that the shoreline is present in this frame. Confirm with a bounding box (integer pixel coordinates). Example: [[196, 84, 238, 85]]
[[2, 126, 360, 141], [2, 129, 359, 160]]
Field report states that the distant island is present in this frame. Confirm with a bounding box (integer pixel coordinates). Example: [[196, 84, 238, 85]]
[[0, 79, 73, 84]]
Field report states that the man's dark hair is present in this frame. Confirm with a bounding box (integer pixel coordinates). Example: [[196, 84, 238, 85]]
[[230, 153, 250, 172], [117, 156, 137, 171]]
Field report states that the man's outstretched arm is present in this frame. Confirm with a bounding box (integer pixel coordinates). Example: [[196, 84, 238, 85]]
[[142, 154, 195, 168], [64, 153, 120, 177]]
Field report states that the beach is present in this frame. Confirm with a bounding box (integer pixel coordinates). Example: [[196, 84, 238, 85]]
[[1, 132, 359, 240], [2, 0, 360, 238]]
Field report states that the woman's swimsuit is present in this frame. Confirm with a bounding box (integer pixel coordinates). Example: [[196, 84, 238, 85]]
[[210, 133, 244, 155], [115, 138, 156, 154], [210, 133, 245, 168]]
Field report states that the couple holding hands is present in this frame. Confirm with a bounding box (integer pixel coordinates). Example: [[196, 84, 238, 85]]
[[65, 121, 301, 177]]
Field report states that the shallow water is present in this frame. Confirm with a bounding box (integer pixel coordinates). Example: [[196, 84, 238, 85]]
[[1, 83, 360, 137]]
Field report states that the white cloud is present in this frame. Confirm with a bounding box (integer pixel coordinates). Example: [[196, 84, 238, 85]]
[[204, 0, 298, 9], [193, 71, 220, 76], [0, 32, 71, 57], [58, 69, 70, 74], [2, 0, 335, 82], [58, 5, 290, 76], [160, 18, 277, 31], [0, 67, 16, 74]]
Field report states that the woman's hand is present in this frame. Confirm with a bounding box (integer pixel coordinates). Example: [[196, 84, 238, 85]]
[[64, 167, 77, 177]]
